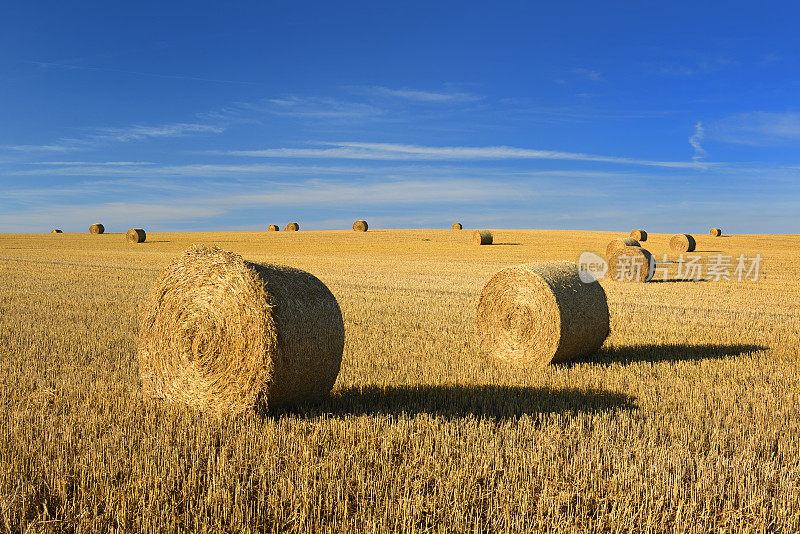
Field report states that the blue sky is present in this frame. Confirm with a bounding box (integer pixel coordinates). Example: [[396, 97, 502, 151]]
[[2, 1, 799, 233]]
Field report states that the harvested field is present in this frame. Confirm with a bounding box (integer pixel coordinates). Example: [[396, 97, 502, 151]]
[[1, 229, 799, 532]]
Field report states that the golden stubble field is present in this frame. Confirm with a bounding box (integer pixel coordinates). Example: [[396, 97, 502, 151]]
[[1, 229, 800, 533]]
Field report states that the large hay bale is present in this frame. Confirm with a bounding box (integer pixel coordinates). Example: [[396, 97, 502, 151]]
[[473, 230, 493, 245], [353, 220, 368, 232], [452, 222, 463, 230], [607, 246, 655, 282], [606, 237, 640, 257], [475, 262, 609, 367], [284, 222, 300, 232], [89, 223, 104, 234], [126, 228, 146, 243], [51, 229, 62, 234], [137, 245, 345, 415], [670, 234, 696, 252], [630, 229, 648, 241], [267, 225, 280, 232], [709, 227, 722, 237]]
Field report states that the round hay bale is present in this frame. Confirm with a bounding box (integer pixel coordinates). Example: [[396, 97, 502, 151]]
[[137, 245, 345, 415], [606, 237, 640, 257], [126, 228, 146, 243], [670, 234, 696, 252], [51, 229, 63, 234], [630, 229, 648, 241], [353, 220, 368, 232], [89, 223, 104, 234], [267, 225, 280, 232], [475, 262, 609, 367], [709, 227, 722, 237], [452, 222, 463, 230], [473, 230, 493, 245], [284, 222, 300, 232], [607, 246, 655, 283]]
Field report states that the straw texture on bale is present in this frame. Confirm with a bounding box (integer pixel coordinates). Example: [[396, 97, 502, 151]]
[[607, 246, 655, 283], [51, 229, 62, 234], [126, 228, 146, 243], [475, 262, 609, 367], [284, 222, 300, 232], [473, 230, 493, 245], [606, 237, 640, 257], [710, 228, 722, 237], [670, 234, 697, 252], [267, 225, 279, 232], [137, 245, 345, 415], [89, 223, 104, 234], [452, 223, 463, 230], [352, 220, 368, 232], [630, 229, 648, 241]]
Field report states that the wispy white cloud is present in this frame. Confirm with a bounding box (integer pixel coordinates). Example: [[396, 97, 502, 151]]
[[1, 122, 224, 154], [0, 177, 523, 232], [496, 99, 675, 122], [208, 141, 707, 169], [0, 202, 225, 232], [10, 162, 386, 178], [1, 144, 86, 153], [362, 86, 480, 103], [572, 68, 603, 81], [241, 96, 384, 119], [5, 161, 632, 200], [89, 123, 223, 142], [30, 161, 154, 166], [710, 111, 800, 145], [651, 57, 736, 77], [689, 121, 706, 161]]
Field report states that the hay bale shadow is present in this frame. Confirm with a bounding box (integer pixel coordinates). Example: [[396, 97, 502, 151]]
[[270, 385, 636, 420], [492, 242, 522, 246], [568, 343, 767, 366]]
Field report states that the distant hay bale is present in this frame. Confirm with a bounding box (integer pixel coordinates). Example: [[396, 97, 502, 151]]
[[89, 223, 104, 234], [606, 237, 640, 257], [670, 234, 696, 252], [126, 228, 146, 243], [630, 229, 648, 241], [267, 225, 279, 232], [353, 220, 368, 232], [473, 230, 493, 245], [475, 262, 609, 367], [452, 222, 463, 230], [137, 245, 345, 415], [607, 246, 655, 282], [284, 222, 300, 232], [51, 229, 62, 234], [709, 228, 722, 237]]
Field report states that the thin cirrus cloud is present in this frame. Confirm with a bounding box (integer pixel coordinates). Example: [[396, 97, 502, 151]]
[[209, 141, 707, 169], [29, 161, 155, 166], [2, 144, 87, 153], [0, 178, 525, 232], [1, 122, 225, 153], [362, 86, 481, 103], [207, 87, 478, 122], [89, 123, 223, 142], [572, 68, 603, 81], [250, 96, 384, 119], [689, 121, 706, 161], [709, 111, 800, 145]]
